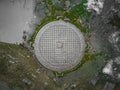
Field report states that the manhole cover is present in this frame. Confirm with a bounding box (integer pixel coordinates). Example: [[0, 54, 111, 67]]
[[34, 20, 85, 72]]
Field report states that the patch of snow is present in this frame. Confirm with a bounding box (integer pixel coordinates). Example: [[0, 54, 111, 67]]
[[85, 0, 104, 14], [102, 60, 113, 75]]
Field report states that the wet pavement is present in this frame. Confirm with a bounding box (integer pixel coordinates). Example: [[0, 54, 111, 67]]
[[0, 0, 37, 43]]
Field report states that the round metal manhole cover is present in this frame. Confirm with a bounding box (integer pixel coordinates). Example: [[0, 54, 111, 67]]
[[34, 20, 85, 72]]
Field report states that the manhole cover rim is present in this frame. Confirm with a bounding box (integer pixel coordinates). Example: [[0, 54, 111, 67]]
[[34, 20, 85, 72]]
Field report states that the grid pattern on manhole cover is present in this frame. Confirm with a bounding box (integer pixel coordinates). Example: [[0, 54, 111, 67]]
[[34, 20, 85, 72]]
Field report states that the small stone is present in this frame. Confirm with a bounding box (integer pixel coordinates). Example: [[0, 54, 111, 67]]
[[65, 0, 70, 8], [71, 84, 77, 89], [63, 83, 67, 87], [36, 69, 41, 73], [102, 60, 113, 75], [113, 68, 117, 71], [9, 60, 15, 64], [22, 78, 32, 85], [53, 78, 56, 82], [7, 54, 15, 60], [64, 17, 70, 21], [44, 82, 48, 86], [117, 73, 120, 79], [33, 15, 36, 19], [91, 76, 99, 85], [27, 55, 30, 58], [31, 73, 36, 78]]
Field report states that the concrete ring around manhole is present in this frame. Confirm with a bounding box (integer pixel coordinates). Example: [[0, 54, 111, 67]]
[[34, 20, 85, 72]]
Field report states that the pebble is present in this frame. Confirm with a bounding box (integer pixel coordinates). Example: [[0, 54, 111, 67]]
[[44, 82, 48, 86], [9, 60, 15, 64], [31, 73, 36, 78], [22, 78, 32, 85]]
